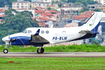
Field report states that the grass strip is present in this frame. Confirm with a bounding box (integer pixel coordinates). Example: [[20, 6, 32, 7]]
[[0, 44, 105, 52], [0, 57, 105, 70]]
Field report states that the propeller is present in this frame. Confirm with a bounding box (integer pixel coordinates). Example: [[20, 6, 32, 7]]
[[9, 35, 11, 45], [8, 35, 16, 45]]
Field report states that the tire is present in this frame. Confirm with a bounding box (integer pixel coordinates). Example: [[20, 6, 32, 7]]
[[37, 48, 44, 54], [41, 48, 44, 53], [3, 49, 8, 54], [37, 48, 41, 54]]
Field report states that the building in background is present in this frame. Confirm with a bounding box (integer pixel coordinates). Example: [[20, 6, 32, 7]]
[[12, 1, 30, 10], [57, 7, 82, 19], [94, 0, 105, 5], [31, 2, 50, 9], [88, 4, 102, 11], [64, 22, 78, 28], [99, 6, 105, 12], [0, 9, 5, 15], [0, 15, 5, 24], [0, 5, 8, 11]]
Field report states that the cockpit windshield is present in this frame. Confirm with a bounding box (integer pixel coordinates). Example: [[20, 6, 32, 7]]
[[22, 29, 27, 33], [22, 29, 32, 34]]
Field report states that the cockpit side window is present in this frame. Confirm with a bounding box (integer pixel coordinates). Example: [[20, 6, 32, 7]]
[[28, 30, 32, 33], [25, 31, 27, 33]]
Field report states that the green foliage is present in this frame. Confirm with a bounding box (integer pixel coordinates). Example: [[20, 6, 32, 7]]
[[0, 58, 105, 70], [0, 9, 39, 44], [61, 0, 67, 2], [24, 0, 31, 2], [47, 7, 51, 10], [87, 0, 98, 4], [58, 2, 63, 8], [67, 0, 98, 5], [93, 8, 101, 12], [54, 9, 57, 11], [44, 44, 105, 52], [80, 10, 85, 13], [82, 5, 89, 11], [0, 0, 17, 7], [0, 0, 31, 8], [0, 44, 105, 52], [67, 0, 98, 11], [67, 0, 77, 3]]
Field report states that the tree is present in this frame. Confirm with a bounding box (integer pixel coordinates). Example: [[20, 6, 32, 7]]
[[0, 9, 39, 44], [81, 4, 89, 11], [24, 0, 31, 2], [93, 8, 101, 12], [0, 0, 17, 8], [67, 0, 77, 3], [52, 0, 55, 5], [87, 0, 98, 4], [58, 2, 63, 8], [61, 0, 67, 2], [47, 7, 51, 10]]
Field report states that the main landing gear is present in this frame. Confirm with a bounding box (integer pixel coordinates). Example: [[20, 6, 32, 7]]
[[37, 48, 44, 54]]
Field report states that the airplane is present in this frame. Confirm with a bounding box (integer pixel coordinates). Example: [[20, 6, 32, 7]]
[[2, 12, 103, 54]]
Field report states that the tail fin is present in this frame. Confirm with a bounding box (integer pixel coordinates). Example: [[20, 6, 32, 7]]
[[81, 12, 103, 34]]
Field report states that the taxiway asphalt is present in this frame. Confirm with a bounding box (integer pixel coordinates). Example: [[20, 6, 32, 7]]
[[0, 52, 105, 57]]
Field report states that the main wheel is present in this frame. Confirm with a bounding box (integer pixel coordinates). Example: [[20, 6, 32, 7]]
[[3, 49, 8, 54], [37, 48, 44, 54], [41, 48, 44, 53]]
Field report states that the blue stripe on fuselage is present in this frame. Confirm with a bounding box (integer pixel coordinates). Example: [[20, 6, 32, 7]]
[[10, 36, 31, 45]]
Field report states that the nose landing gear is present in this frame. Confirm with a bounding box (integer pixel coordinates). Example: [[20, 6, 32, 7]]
[[3, 49, 8, 54], [3, 44, 8, 54]]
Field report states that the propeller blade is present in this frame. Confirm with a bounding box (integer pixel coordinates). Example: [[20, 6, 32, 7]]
[[8, 35, 11, 45]]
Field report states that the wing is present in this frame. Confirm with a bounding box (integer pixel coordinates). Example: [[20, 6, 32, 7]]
[[29, 29, 49, 44]]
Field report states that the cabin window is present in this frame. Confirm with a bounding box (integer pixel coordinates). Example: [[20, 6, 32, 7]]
[[62, 31, 66, 34], [46, 30, 49, 34], [41, 30, 44, 34]]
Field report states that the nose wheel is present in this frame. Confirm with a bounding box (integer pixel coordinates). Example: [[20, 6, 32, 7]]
[[3, 49, 8, 54], [37, 48, 44, 54], [3, 43, 9, 54]]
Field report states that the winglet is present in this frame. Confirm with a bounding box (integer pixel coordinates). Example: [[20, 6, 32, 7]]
[[34, 29, 40, 35]]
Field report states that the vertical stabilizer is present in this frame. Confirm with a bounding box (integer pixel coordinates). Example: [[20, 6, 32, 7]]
[[81, 12, 103, 34]]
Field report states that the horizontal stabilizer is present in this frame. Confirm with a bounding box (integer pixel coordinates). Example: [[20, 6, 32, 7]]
[[79, 30, 93, 34]]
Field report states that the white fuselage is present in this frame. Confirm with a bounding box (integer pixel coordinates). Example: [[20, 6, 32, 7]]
[[2, 27, 86, 45]]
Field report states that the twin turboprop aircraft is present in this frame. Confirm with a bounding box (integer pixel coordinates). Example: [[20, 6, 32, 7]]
[[2, 12, 103, 54]]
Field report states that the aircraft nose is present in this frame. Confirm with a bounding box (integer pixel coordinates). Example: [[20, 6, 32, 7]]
[[2, 36, 10, 42]]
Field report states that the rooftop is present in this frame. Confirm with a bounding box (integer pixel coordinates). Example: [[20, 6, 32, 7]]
[[0, 9, 4, 13], [73, 11, 95, 20], [35, 10, 43, 13]]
